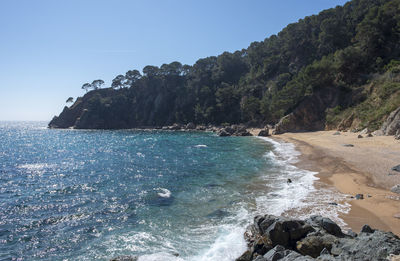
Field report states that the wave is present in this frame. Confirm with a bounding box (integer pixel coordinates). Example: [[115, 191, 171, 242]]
[[156, 188, 172, 198], [256, 137, 350, 228], [194, 145, 207, 148]]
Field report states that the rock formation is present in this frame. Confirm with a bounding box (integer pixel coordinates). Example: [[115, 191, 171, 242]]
[[236, 215, 400, 261]]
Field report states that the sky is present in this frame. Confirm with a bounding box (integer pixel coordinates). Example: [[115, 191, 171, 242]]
[[0, 0, 349, 121]]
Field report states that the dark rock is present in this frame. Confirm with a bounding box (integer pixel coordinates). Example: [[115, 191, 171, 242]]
[[258, 129, 270, 137], [360, 224, 375, 233], [367, 133, 373, 137], [109, 256, 138, 261], [355, 194, 364, 200], [391, 184, 400, 194], [287, 178, 292, 184], [328, 202, 337, 206], [296, 235, 335, 258], [381, 106, 400, 135], [218, 129, 231, 137], [306, 216, 343, 237], [357, 134, 363, 138], [238, 215, 400, 261], [263, 245, 286, 261], [342, 144, 354, 147], [186, 122, 196, 129], [392, 165, 400, 172]]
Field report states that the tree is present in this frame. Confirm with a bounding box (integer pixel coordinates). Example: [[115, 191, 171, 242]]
[[125, 70, 141, 86], [111, 75, 125, 89], [66, 97, 74, 103], [91, 79, 105, 90], [82, 83, 91, 92]]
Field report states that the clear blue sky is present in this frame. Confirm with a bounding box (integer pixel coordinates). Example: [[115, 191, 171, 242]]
[[0, 0, 349, 121]]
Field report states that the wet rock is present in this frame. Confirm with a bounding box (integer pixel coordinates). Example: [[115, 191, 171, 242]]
[[109, 256, 138, 261], [391, 184, 400, 194], [218, 129, 231, 137], [355, 194, 364, 200]]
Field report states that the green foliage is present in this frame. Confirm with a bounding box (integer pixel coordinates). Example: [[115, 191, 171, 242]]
[[74, 0, 400, 128]]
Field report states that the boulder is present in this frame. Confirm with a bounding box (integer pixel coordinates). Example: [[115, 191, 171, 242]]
[[342, 144, 354, 147], [109, 256, 138, 261], [238, 215, 400, 261], [381, 106, 400, 135], [360, 224, 375, 233], [218, 129, 231, 137], [360, 128, 371, 134], [391, 184, 400, 194], [392, 165, 400, 172], [355, 194, 364, 200], [333, 131, 340, 135], [357, 134, 363, 138], [372, 129, 384, 136], [367, 133, 373, 137], [258, 129, 270, 137], [186, 122, 196, 129]]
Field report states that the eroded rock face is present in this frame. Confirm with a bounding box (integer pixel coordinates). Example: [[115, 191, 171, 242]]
[[381, 107, 400, 135], [236, 215, 400, 261], [274, 88, 341, 134]]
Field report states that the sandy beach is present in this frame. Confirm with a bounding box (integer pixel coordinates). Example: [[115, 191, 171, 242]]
[[270, 130, 400, 235]]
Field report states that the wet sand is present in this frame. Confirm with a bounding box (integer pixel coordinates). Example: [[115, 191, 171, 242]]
[[273, 131, 400, 235]]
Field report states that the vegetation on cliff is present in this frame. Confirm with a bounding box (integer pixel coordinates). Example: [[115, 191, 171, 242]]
[[50, 0, 400, 130]]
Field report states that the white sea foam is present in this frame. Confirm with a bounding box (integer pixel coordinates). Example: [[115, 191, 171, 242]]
[[157, 188, 172, 198], [194, 145, 207, 148], [256, 137, 350, 228]]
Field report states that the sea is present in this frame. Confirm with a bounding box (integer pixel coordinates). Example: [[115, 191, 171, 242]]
[[0, 122, 350, 261]]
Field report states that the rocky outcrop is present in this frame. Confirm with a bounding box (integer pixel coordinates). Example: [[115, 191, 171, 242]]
[[258, 128, 270, 137], [217, 125, 252, 137], [381, 106, 400, 135], [274, 88, 344, 134], [236, 215, 400, 261]]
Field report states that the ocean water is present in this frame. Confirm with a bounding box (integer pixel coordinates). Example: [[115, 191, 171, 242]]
[[0, 122, 350, 261]]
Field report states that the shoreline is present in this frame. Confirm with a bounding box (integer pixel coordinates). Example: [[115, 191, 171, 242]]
[[272, 131, 400, 235]]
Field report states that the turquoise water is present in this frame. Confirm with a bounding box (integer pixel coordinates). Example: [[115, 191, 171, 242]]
[[0, 122, 349, 261]]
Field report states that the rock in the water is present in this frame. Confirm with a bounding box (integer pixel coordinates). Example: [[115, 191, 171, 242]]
[[258, 128, 270, 137], [355, 194, 364, 200], [186, 122, 196, 129], [391, 184, 400, 194], [392, 165, 400, 172], [218, 129, 231, 137], [109, 256, 138, 261], [381, 106, 400, 135]]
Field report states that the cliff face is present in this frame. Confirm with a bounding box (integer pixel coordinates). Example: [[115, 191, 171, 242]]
[[49, 88, 132, 129]]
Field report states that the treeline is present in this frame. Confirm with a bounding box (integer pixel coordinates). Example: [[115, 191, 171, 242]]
[[72, 0, 400, 128]]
